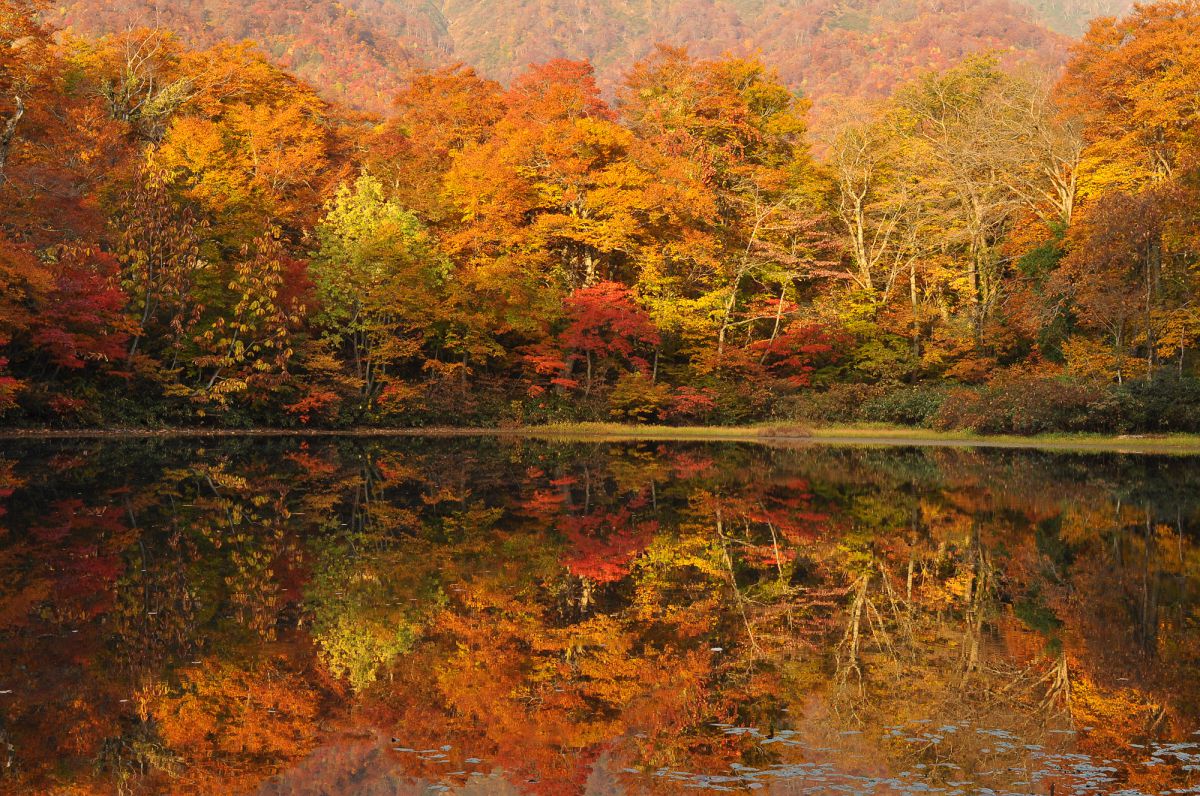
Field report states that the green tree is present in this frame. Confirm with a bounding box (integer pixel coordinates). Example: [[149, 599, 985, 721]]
[[309, 174, 447, 414]]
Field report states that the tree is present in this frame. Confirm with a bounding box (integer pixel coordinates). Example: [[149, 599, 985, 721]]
[[558, 281, 660, 395], [69, 28, 196, 143], [190, 228, 302, 406], [1050, 191, 1168, 382], [823, 109, 918, 305], [444, 59, 653, 289], [29, 246, 131, 373], [309, 174, 446, 413], [894, 56, 1026, 343], [148, 43, 333, 237], [618, 48, 826, 366], [0, 0, 52, 187], [366, 64, 505, 221], [1058, 0, 1200, 193], [114, 174, 209, 368], [0, 234, 51, 411], [992, 75, 1084, 227]]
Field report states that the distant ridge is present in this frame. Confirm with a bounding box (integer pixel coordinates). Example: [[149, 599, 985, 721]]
[[50, 0, 1127, 112]]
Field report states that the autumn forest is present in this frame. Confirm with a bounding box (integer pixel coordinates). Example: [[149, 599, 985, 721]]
[[6, 2, 1200, 792], [3, 0, 1200, 432]]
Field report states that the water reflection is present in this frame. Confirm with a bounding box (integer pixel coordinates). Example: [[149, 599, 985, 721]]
[[0, 437, 1198, 794]]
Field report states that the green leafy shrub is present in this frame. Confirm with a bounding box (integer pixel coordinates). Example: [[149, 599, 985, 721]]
[[783, 383, 884, 423], [1107, 378, 1200, 433], [932, 378, 1105, 435], [861, 386, 947, 427]]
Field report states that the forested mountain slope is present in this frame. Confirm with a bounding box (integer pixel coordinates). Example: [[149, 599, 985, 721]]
[[53, 0, 1080, 110], [49, 0, 451, 111], [1022, 0, 1133, 32]]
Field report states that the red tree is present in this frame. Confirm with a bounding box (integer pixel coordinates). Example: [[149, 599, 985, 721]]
[[532, 281, 661, 395]]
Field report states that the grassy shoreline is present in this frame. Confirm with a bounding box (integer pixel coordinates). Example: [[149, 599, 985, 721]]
[[2, 421, 1200, 454], [529, 422, 1200, 453]]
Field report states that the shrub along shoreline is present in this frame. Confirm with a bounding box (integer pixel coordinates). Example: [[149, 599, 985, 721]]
[[7, 376, 1200, 436], [5, 372, 1200, 450], [783, 377, 1200, 436]]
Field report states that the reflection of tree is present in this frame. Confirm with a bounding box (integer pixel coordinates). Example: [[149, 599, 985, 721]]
[[306, 540, 432, 692], [0, 439, 1198, 794], [109, 530, 201, 671], [0, 457, 20, 536], [93, 712, 180, 796]]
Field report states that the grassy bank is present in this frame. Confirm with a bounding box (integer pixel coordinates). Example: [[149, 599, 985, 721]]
[[804, 424, 1200, 454], [520, 422, 1200, 453], [4, 421, 1200, 454]]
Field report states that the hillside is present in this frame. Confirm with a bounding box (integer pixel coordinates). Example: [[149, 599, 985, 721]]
[[51, 0, 1084, 112], [48, 0, 453, 111], [1022, 0, 1133, 33]]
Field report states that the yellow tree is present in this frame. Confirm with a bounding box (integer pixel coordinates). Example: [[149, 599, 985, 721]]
[[1058, 0, 1200, 195], [822, 107, 921, 307], [0, 0, 52, 186], [893, 56, 1024, 345], [618, 48, 825, 366], [445, 59, 655, 290], [309, 173, 446, 415], [148, 43, 333, 239]]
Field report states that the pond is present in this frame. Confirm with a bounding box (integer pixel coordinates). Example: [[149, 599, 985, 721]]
[[0, 436, 1198, 795]]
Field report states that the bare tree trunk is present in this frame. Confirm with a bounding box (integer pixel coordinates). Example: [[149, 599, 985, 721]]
[[0, 95, 25, 187], [716, 268, 744, 357], [759, 286, 788, 365], [909, 260, 921, 363], [1145, 234, 1162, 378], [582, 250, 597, 287]]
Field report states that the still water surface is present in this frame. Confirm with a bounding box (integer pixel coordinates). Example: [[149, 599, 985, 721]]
[[1, 437, 1198, 795]]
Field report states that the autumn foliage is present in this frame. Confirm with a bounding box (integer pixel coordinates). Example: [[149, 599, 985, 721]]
[[2, 2, 1200, 430]]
